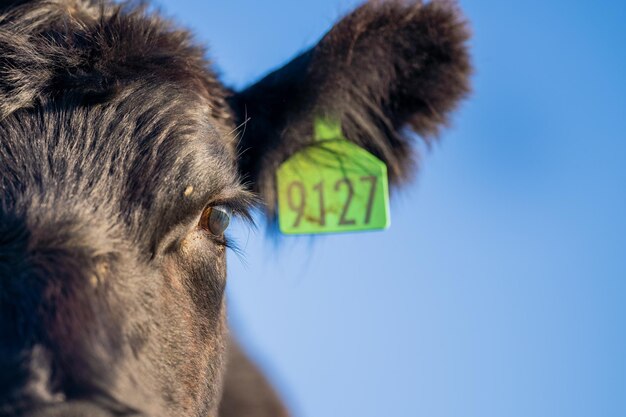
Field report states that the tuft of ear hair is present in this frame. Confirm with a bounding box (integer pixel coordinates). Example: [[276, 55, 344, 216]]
[[230, 0, 472, 217]]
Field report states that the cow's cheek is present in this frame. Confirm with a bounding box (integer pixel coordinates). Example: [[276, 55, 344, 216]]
[[157, 239, 228, 415]]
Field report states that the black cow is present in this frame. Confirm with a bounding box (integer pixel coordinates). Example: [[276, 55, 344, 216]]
[[0, 0, 471, 416]]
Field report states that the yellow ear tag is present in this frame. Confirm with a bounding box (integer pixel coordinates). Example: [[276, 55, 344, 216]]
[[276, 118, 391, 235]]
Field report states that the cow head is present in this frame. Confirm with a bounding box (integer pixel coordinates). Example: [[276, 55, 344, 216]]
[[0, 0, 470, 416]]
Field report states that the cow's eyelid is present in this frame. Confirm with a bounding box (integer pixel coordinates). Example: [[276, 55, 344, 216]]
[[205, 190, 256, 226]]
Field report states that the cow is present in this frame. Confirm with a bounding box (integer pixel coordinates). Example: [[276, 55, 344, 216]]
[[0, 0, 471, 416]]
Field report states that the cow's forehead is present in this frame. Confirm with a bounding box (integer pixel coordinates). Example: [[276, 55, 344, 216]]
[[0, 0, 243, 247], [0, 85, 241, 246]]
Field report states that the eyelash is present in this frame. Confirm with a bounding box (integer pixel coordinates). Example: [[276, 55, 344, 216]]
[[206, 228, 248, 256], [207, 232, 230, 248]]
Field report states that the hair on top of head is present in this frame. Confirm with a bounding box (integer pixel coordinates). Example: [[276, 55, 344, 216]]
[[0, 0, 231, 123]]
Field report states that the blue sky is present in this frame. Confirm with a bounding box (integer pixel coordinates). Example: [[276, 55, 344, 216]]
[[156, 1, 626, 416]]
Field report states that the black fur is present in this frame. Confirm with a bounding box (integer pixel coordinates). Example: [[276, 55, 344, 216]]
[[0, 0, 471, 416]]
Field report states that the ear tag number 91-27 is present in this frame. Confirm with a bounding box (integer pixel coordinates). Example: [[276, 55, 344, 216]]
[[276, 118, 390, 235]]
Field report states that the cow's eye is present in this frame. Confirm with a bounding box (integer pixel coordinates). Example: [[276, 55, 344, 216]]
[[199, 205, 232, 236]]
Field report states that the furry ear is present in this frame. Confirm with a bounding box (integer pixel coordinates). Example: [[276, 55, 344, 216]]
[[229, 0, 471, 215]]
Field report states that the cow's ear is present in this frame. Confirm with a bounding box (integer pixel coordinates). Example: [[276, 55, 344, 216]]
[[229, 0, 471, 215]]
